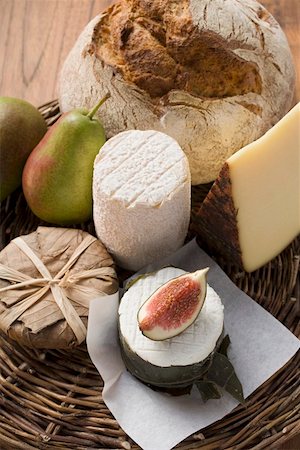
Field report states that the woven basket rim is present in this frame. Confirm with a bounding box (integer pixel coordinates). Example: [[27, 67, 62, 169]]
[[0, 99, 299, 450]]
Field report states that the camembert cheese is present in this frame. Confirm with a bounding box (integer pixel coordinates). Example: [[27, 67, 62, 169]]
[[196, 103, 300, 272]]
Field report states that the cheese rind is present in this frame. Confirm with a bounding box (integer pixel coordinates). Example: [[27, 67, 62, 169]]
[[196, 103, 300, 272], [93, 130, 191, 270], [119, 267, 224, 367]]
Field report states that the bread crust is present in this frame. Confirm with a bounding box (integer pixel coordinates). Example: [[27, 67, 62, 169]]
[[59, 0, 295, 184]]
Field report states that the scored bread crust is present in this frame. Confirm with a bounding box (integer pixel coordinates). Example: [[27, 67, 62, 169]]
[[59, 0, 295, 184]]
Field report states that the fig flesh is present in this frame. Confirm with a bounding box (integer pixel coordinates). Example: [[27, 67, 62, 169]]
[[138, 268, 209, 341]]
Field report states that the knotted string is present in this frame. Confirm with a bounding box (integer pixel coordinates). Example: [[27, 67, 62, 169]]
[[0, 235, 114, 344]]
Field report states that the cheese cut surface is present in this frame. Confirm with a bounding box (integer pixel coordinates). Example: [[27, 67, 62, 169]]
[[93, 130, 191, 271], [197, 103, 300, 272], [119, 267, 224, 367]]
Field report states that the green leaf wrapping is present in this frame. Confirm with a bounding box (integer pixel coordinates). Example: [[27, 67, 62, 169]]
[[207, 352, 245, 403], [218, 334, 231, 357], [195, 381, 221, 403], [120, 335, 213, 388]]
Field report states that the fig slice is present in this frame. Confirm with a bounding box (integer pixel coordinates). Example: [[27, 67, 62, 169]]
[[138, 268, 209, 341]]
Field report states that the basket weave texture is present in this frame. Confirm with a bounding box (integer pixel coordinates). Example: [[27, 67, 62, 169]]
[[0, 100, 299, 450]]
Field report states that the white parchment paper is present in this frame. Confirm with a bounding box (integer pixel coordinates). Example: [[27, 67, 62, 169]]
[[87, 239, 300, 450]]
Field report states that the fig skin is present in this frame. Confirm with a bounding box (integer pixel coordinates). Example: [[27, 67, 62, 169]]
[[138, 268, 209, 341]]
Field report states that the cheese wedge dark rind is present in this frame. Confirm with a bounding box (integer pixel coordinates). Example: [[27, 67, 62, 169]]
[[194, 163, 243, 268], [195, 103, 300, 273]]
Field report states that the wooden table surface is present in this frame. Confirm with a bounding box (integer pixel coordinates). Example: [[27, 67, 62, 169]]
[[0, 1, 299, 449], [0, 0, 299, 106]]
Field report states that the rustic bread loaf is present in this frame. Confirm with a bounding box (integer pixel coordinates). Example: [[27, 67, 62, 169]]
[[59, 0, 295, 184]]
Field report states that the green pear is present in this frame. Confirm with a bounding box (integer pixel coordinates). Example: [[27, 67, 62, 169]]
[[0, 97, 47, 201], [22, 94, 109, 225]]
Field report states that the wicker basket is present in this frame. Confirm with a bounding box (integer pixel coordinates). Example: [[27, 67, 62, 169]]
[[0, 100, 299, 450]]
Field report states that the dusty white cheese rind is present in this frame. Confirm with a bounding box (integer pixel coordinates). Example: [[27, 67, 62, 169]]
[[93, 130, 191, 271], [119, 267, 224, 367]]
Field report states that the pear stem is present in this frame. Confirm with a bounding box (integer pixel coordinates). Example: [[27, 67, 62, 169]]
[[87, 92, 111, 119]]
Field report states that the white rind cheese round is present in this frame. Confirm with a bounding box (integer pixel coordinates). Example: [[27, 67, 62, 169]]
[[93, 130, 191, 270], [119, 267, 224, 367]]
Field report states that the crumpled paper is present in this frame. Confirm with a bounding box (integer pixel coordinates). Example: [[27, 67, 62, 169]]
[[87, 239, 300, 450], [0, 227, 118, 348]]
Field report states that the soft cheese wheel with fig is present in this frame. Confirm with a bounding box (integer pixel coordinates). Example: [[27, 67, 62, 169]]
[[92, 130, 191, 271], [119, 267, 224, 386], [59, 0, 295, 184]]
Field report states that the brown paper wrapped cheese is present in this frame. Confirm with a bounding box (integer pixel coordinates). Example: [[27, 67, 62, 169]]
[[0, 227, 118, 349]]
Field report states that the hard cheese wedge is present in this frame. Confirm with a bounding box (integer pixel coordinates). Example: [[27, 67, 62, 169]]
[[197, 103, 300, 272]]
